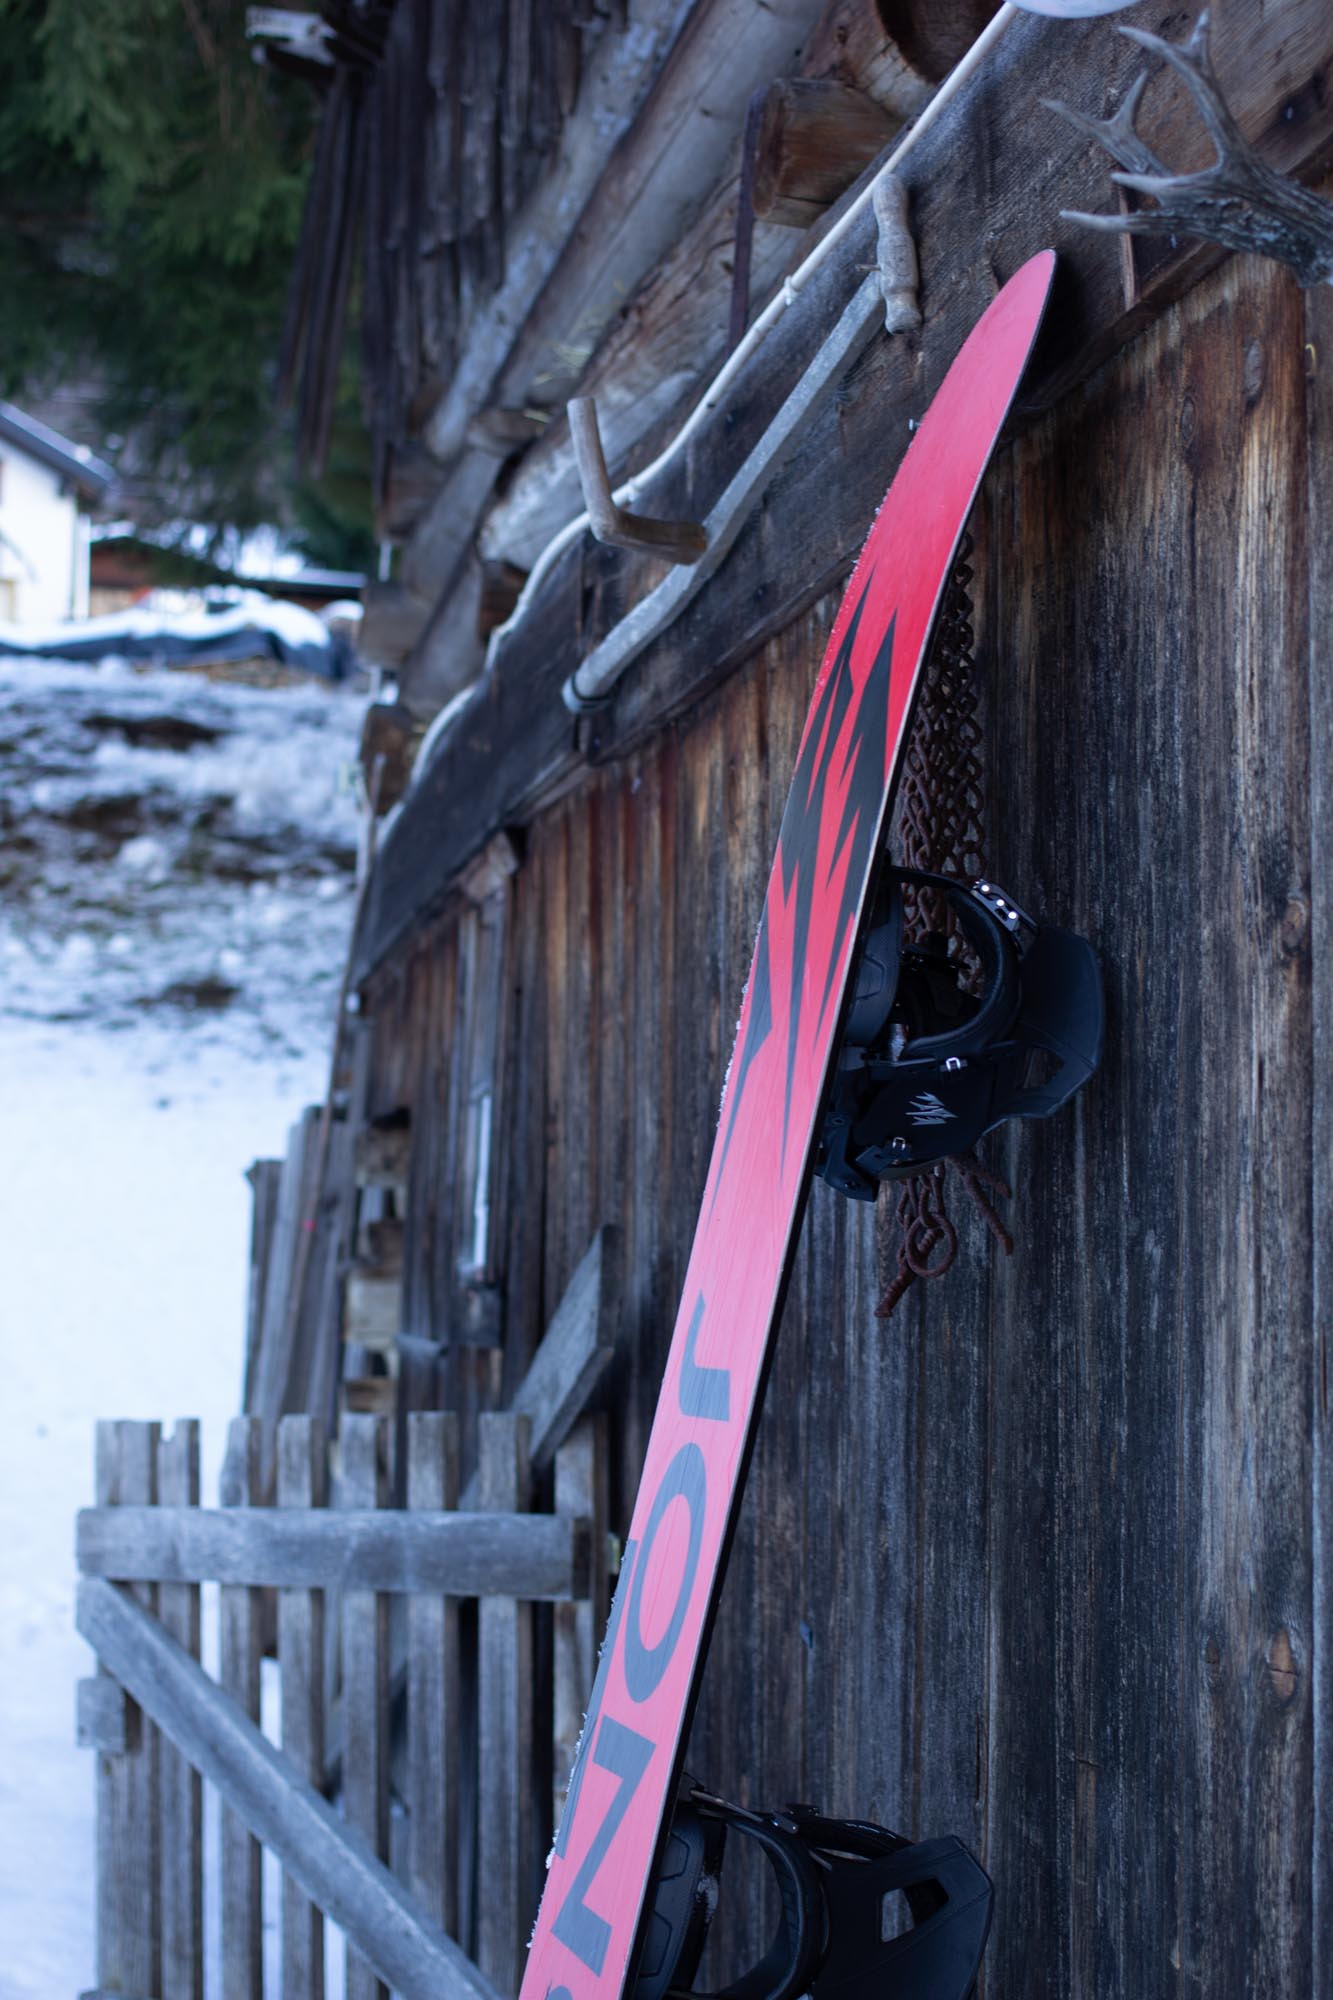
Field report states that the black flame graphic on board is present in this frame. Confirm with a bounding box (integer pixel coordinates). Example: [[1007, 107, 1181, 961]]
[[714, 581, 898, 1189]]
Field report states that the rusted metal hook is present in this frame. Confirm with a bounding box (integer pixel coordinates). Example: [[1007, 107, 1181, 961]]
[[568, 397, 707, 565]]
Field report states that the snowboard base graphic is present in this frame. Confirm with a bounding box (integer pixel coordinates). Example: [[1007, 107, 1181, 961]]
[[521, 250, 1057, 2000]]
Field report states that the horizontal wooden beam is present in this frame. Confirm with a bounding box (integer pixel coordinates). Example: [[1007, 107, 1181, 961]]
[[355, 0, 1333, 982], [77, 1579, 502, 2000], [77, 1506, 593, 1602]]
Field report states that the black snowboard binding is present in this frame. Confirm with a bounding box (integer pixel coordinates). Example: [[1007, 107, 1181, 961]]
[[634, 1784, 993, 2000], [817, 866, 1103, 1199]]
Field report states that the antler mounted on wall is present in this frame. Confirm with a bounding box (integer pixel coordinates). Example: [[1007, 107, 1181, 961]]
[[1045, 10, 1333, 287]]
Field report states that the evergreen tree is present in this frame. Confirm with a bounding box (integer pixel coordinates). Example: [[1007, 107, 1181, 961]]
[[0, 0, 374, 569]]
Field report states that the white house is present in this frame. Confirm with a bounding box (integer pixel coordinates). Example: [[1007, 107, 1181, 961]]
[[0, 404, 114, 625]]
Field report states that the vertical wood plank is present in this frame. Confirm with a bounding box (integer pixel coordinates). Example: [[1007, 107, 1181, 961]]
[[342, 1413, 390, 2000], [278, 1415, 327, 2000], [157, 1422, 203, 2000], [1307, 255, 1333, 2000], [94, 1419, 161, 2000], [220, 1415, 264, 2000], [476, 1412, 536, 1994], [552, 1415, 609, 1825], [406, 1412, 462, 1937]]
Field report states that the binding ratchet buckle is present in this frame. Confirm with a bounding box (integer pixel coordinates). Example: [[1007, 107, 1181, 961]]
[[817, 866, 1104, 1197], [634, 1783, 994, 2000]]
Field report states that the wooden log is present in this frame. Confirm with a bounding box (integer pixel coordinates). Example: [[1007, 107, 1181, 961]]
[[475, 1413, 538, 1994], [406, 1414, 462, 1938], [75, 1577, 503, 2000], [157, 1424, 203, 2000], [800, 0, 934, 119], [752, 78, 897, 226], [341, 1414, 389, 2000], [356, 1, 1333, 981], [425, 0, 834, 457], [278, 1416, 327, 2000], [94, 1421, 160, 2000], [875, 0, 1002, 84], [77, 1503, 592, 1600], [219, 1417, 264, 2000], [552, 1415, 611, 1823]]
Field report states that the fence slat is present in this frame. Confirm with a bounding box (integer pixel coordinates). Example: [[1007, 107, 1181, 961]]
[[220, 1416, 264, 2000], [553, 1415, 611, 1825], [94, 1420, 161, 2000], [342, 1414, 389, 2000], [76, 1504, 591, 1599], [76, 1576, 502, 2000], [406, 1413, 462, 1939], [278, 1416, 327, 2000], [158, 1423, 203, 2000], [476, 1412, 537, 1995]]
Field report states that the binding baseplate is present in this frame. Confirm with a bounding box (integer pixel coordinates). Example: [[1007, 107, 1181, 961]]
[[635, 1783, 994, 2000], [817, 865, 1103, 1198]]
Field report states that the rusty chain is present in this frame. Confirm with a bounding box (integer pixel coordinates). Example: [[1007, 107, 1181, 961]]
[[876, 533, 1016, 1318]]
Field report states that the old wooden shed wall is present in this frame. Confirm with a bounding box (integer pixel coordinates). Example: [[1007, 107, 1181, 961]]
[[360, 245, 1327, 1997]]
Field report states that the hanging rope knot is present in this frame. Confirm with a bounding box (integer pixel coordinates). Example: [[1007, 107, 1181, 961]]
[[875, 1149, 1013, 1319]]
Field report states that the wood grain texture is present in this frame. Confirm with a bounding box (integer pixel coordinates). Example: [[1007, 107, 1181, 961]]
[[219, 1417, 264, 2000], [77, 1503, 590, 1600], [552, 1415, 611, 1823], [359, 0, 1333, 981], [278, 1416, 327, 2000], [475, 1412, 538, 1994], [75, 1577, 502, 2000], [94, 1421, 160, 2000], [156, 1424, 202, 2000], [354, 231, 1326, 1995], [1305, 240, 1333, 2000], [341, 1414, 390, 2000], [405, 1412, 462, 1939]]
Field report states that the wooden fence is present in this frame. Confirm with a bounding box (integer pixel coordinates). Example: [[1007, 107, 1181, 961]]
[[77, 1407, 613, 2000]]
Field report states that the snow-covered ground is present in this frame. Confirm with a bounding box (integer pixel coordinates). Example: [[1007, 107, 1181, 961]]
[[0, 652, 365, 1997]]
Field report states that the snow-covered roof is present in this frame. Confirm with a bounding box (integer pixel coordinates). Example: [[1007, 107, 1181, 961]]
[[0, 402, 115, 503]]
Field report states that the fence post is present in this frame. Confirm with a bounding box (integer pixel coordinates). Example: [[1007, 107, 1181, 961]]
[[157, 1422, 203, 2000], [278, 1415, 327, 2000], [220, 1415, 265, 2000], [342, 1413, 390, 2000], [553, 1414, 610, 1825], [406, 1411, 462, 1939], [476, 1411, 537, 1995], [92, 1419, 161, 1999]]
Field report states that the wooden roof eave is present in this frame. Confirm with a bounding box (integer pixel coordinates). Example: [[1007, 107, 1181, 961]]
[[367, 0, 836, 698], [354, 0, 1333, 985]]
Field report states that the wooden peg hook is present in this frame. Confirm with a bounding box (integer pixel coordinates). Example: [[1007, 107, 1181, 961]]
[[568, 397, 707, 565]]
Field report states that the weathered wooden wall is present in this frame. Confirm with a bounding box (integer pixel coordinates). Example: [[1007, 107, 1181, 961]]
[[359, 243, 1327, 1997]]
